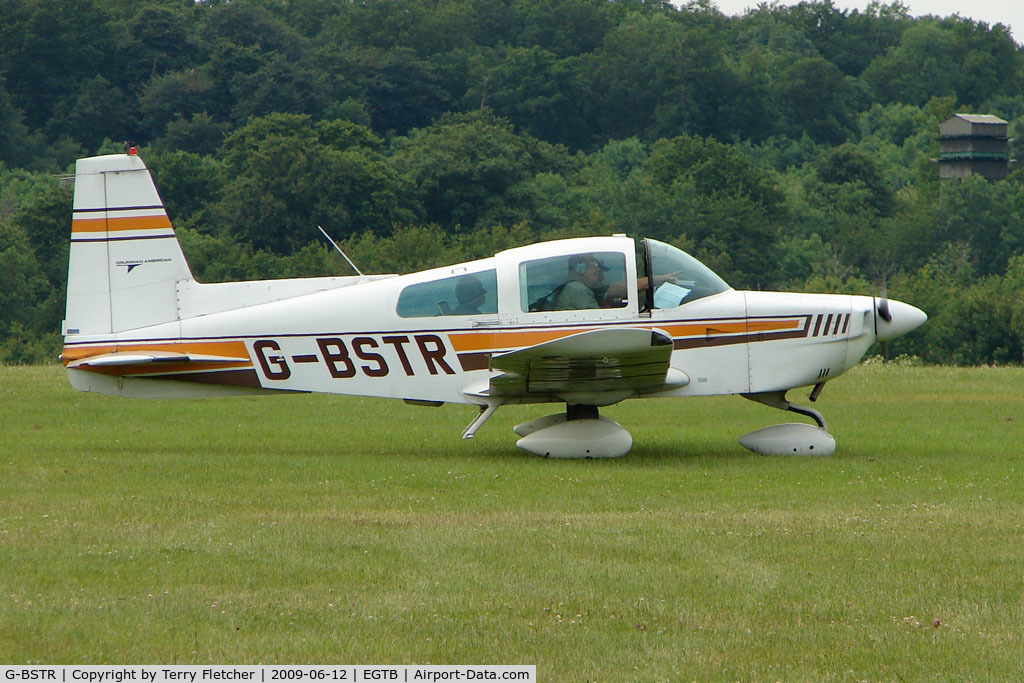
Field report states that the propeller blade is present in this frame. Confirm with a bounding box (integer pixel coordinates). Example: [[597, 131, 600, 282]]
[[877, 296, 892, 322], [877, 279, 892, 322]]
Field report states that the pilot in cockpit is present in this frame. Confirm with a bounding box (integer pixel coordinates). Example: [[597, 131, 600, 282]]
[[552, 254, 609, 310]]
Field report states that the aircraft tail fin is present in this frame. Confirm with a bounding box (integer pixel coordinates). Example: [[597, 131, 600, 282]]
[[64, 152, 194, 336]]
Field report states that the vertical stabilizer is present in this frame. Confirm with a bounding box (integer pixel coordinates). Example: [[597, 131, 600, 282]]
[[64, 153, 194, 336]]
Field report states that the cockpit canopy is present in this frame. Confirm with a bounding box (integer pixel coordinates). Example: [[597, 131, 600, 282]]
[[394, 236, 731, 319]]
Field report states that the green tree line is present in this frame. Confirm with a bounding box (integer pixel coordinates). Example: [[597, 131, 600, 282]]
[[2, 0, 1024, 364]]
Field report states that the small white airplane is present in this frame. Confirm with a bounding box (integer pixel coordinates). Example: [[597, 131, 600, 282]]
[[61, 152, 926, 458]]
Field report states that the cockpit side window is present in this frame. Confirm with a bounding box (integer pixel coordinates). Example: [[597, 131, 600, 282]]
[[643, 240, 730, 309], [520, 251, 628, 312], [397, 269, 498, 318]]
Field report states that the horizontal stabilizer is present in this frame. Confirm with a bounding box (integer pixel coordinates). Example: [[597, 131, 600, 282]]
[[67, 351, 250, 369]]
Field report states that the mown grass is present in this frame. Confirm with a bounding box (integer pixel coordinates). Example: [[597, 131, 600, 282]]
[[2, 364, 1023, 680]]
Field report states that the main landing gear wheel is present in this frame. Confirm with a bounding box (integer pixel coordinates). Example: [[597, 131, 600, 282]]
[[515, 404, 632, 458]]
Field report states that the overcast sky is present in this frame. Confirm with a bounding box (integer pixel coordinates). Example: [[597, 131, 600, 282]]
[[706, 0, 1024, 45]]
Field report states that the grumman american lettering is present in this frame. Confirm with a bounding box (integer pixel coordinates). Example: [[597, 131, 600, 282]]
[[61, 152, 927, 458]]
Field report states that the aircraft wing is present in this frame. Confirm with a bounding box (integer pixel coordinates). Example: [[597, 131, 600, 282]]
[[477, 327, 687, 400]]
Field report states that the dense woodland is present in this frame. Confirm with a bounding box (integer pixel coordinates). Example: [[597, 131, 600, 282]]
[[3, 0, 1024, 365]]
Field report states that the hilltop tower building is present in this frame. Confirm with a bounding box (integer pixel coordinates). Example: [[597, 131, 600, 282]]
[[938, 114, 1010, 180]]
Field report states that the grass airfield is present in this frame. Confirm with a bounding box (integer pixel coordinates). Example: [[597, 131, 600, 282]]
[[2, 363, 1023, 679]]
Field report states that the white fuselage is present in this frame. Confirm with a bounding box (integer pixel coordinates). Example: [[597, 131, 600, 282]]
[[63, 253, 880, 405]]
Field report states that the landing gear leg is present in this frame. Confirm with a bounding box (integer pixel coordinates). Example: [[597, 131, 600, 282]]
[[741, 391, 828, 431], [566, 403, 599, 421]]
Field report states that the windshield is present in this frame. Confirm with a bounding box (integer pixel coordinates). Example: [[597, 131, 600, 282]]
[[644, 239, 730, 309]]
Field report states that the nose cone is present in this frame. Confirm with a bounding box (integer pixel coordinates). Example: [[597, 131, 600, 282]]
[[875, 299, 927, 341]]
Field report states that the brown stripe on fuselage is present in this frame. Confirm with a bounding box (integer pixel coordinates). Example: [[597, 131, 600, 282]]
[[146, 368, 262, 387], [73, 359, 254, 377], [673, 327, 809, 349], [456, 352, 492, 371]]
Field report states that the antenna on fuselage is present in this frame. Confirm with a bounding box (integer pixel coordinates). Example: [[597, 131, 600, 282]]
[[317, 224, 364, 277]]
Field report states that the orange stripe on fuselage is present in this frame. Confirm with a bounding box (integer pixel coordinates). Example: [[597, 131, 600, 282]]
[[449, 328, 595, 352], [71, 214, 172, 233], [748, 319, 803, 332], [658, 319, 802, 337], [448, 319, 803, 353], [60, 344, 117, 363]]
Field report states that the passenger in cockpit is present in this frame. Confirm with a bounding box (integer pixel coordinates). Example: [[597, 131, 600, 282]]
[[453, 275, 487, 315]]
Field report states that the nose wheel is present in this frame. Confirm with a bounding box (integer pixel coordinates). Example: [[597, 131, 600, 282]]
[[739, 391, 836, 456]]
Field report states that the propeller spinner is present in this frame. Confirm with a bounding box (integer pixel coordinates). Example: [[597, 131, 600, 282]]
[[874, 296, 927, 341]]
